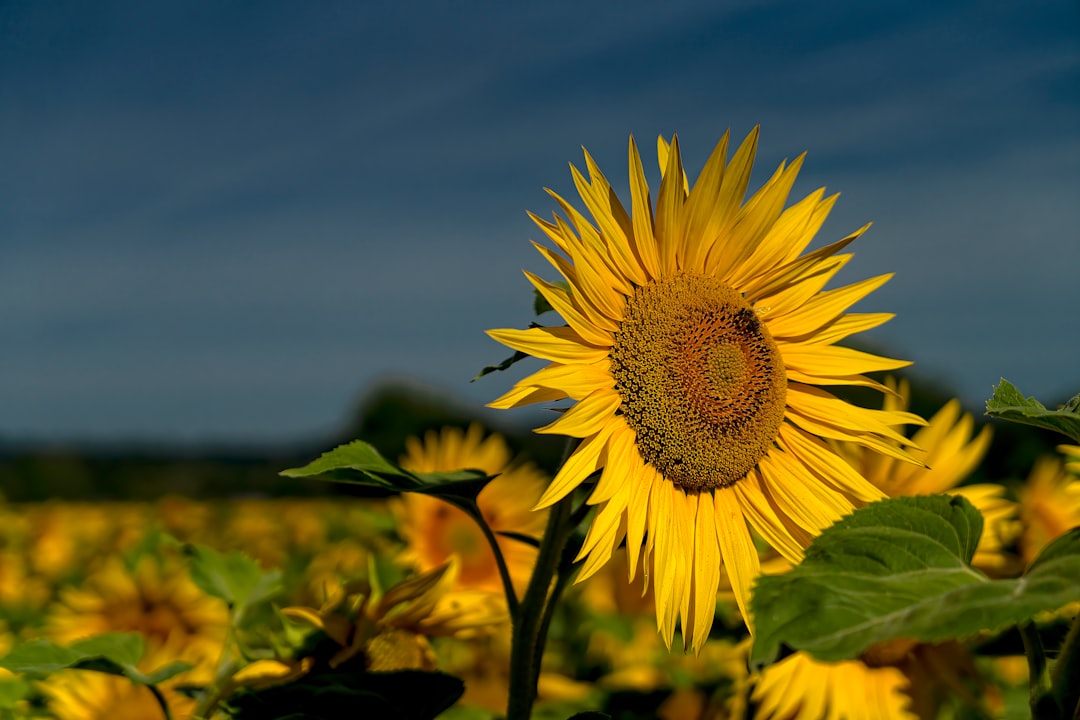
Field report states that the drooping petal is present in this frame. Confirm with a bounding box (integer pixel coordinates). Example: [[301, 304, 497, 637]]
[[714, 488, 760, 628]]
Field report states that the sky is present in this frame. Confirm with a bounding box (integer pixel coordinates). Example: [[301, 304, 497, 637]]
[[2, 0, 1078, 445]]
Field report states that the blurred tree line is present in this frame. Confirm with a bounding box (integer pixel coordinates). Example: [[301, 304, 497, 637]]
[[0, 374, 1067, 502]]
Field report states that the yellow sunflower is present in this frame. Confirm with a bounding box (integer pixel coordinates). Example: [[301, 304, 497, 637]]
[[1017, 451, 1080, 564], [47, 554, 228, 686], [487, 128, 921, 649], [45, 646, 200, 720], [396, 424, 549, 597], [752, 651, 913, 720], [845, 377, 1019, 573]]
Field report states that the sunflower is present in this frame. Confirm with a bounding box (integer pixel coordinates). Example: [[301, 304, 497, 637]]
[[45, 647, 200, 720], [1017, 450, 1080, 564], [396, 424, 549, 597], [844, 377, 1019, 573], [487, 129, 921, 649], [751, 651, 913, 720], [46, 554, 227, 686]]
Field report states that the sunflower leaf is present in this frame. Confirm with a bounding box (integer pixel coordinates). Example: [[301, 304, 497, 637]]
[[749, 495, 1080, 668], [0, 633, 194, 685], [985, 378, 1080, 443], [471, 350, 530, 382], [183, 544, 283, 627], [281, 440, 420, 487], [280, 440, 494, 502]]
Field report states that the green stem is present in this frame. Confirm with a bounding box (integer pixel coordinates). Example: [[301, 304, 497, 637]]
[[1020, 621, 1060, 720], [1051, 612, 1080, 720], [147, 683, 173, 720], [506, 489, 576, 720], [461, 500, 520, 616], [531, 540, 580, 690], [191, 620, 243, 720]]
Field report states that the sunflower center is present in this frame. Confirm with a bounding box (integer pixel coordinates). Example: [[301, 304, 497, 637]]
[[610, 274, 787, 490]]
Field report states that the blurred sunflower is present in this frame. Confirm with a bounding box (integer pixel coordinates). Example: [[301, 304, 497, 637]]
[[45, 648, 199, 720], [1017, 450, 1080, 564], [487, 128, 921, 649], [752, 651, 912, 720], [46, 671, 177, 720], [844, 377, 1019, 573], [47, 554, 227, 686], [397, 424, 548, 597]]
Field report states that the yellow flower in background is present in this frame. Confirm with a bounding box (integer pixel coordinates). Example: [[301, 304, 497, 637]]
[[488, 128, 921, 649], [397, 424, 548, 596], [47, 554, 227, 686], [46, 670, 186, 720], [846, 377, 1019, 573], [752, 651, 914, 720], [1018, 451, 1080, 563], [1059, 444, 1080, 475], [45, 644, 202, 720]]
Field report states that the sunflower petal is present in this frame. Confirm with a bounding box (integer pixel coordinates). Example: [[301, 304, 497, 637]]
[[487, 326, 606, 364], [534, 420, 617, 508], [535, 388, 621, 438], [714, 488, 760, 628]]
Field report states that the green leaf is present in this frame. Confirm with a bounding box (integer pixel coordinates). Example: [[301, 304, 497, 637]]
[[985, 378, 1080, 442], [281, 440, 418, 485], [183, 544, 283, 623], [279, 440, 494, 503], [750, 496, 1080, 668], [471, 350, 529, 382], [0, 633, 193, 685], [0, 675, 31, 709], [471, 283, 566, 381]]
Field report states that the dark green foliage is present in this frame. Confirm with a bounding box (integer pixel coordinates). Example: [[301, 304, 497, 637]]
[[224, 669, 464, 720]]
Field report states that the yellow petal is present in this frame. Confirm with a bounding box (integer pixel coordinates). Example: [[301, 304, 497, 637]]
[[765, 273, 892, 340], [534, 420, 617, 508], [681, 131, 731, 271], [627, 136, 661, 280], [702, 126, 760, 277], [625, 456, 655, 581], [689, 489, 720, 652], [781, 343, 912, 378], [524, 271, 615, 346], [714, 488, 760, 628], [535, 387, 621, 438], [654, 134, 686, 275], [732, 474, 807, 563], [486, 326, 607, 364]]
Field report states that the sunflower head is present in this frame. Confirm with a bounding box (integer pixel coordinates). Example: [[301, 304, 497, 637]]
[[488, 129, 922, 651], [46, 554, 228, 685]]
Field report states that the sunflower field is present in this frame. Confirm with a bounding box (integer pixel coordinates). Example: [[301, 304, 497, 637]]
[[2, 130, 1078, 719]]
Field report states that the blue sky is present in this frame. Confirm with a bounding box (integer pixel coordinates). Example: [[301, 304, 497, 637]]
[[2, 0, 1078, 444]]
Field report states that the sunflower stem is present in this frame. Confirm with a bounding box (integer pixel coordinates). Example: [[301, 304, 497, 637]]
[[506, 484, 576, 720], [1050, 611, 1080, 720], [1020, 620, 1059, 719], [147, 683, 173, 720], [462, 499, 520, 616]]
